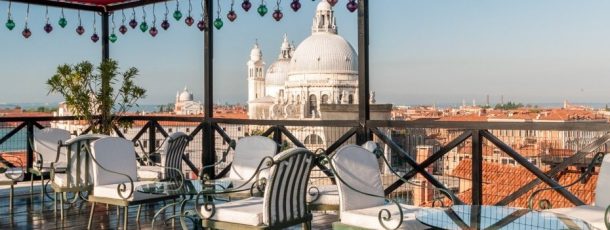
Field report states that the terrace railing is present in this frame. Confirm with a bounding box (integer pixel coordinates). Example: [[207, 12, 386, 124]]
[[1, 116, 609, 209]]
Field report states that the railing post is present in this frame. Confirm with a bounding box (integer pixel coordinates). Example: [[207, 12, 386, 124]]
[[357, 0, 370, 145], [148, 121, 156, 156], [202, 0, 216, 179], [26, 120, 34, 179], [273, 126, 282, 144], [471, 129, 483, 205]]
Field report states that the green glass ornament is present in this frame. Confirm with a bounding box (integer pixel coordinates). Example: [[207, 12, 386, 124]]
[[173, 10, 183, 21], [58, 17, 67, 28], [139, 22, 148, 32], [5, 19, 15, 31], [213, 18, 223, 30], [109, 33, 118, 43], [257, 4, 268, 17]]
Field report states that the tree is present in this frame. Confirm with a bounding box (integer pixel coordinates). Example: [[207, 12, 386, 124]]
[[47, 59, 146, 134]]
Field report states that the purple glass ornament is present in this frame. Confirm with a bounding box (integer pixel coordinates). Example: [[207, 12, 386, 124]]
[[346, 0, 358, 12], [76, 25, 85, 35], [272, 10, 283, 21], [242, 0, 252, 12], [290, 0, 301, 12], [22, 28, 32, 38], [91, 33, 99, 43], [149, 26, 158, 37], [44, 23, 53, 33], [161, 20, 170, 30], [227, 10, 237, 22], [129, 19, 138, 29], [119, 25, 128, 34], [185, 16, 195, 26], [327, 0, 338, 6], [197, 20, 207, 31]]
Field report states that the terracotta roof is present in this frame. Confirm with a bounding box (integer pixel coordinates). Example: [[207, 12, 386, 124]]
[[448, 159, 597, 208], [0, 151, 26, 167]]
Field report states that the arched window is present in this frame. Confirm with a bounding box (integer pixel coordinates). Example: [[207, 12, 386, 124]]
[[304, 134, 324, 145], [308, 94, 317, 117], [348, 94, 354, 104], [321, 95, 329, 104]]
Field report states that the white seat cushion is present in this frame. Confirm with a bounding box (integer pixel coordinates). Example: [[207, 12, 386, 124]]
[[201, 197, 264, 226], [307, 184, 339, 205], [0, 174, 15, 184], [93, 181, 160, 201], [341, 204, 427, 230], [137, 166, 162, 180], [546, 205, 607, 230]]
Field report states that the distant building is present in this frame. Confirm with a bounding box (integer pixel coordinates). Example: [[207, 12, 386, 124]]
[[174, 87, 203, 115]]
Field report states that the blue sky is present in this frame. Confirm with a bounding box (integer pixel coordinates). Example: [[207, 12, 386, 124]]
[[1, 0, 610, 107]]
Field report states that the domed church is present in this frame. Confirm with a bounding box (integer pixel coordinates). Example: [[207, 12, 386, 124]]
[[247, 0, 359, 120]]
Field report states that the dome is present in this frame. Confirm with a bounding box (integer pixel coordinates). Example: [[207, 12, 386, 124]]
[[266, 59, 290, 87], [250, 43, 262, 62], [316, 1, 332, 12], [178, 87, 193, 101], [289, 33, 357, 75]]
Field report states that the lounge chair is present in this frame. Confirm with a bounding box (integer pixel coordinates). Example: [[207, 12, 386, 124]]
[[137, 132, 191, 181], [30, 128, 71, 203], [529, 152, 610, 229], [86, 137, 182, 229], [196, 147, 316, 229]]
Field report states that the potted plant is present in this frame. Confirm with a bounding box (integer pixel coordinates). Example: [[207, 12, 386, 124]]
[[47, 59, 146, 134]]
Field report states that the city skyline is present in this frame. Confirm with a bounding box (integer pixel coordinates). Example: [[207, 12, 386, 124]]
[[1, 0, 610, 106]]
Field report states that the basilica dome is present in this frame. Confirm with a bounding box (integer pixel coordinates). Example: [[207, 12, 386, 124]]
[[266, 59, 290, 87], [178, 87, 193, 102], [289, 34, 357, 75]]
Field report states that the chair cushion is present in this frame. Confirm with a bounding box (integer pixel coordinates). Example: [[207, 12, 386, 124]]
[[307, 184, 339, 205], [546, 205, 607, 230], [91, 137, 138, 186], [341, 203, 427, 230], [229, 136, 277, 181], [93, 181, 159, 201], [34, 128, 71, 165], [595, 154, 610, 207], [137, 166, 163, 180], [201, 197, 264, 226]]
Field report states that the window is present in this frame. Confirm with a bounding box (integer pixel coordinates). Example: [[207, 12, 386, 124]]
[[304, 134, 324, 145], [237, 127, 242, 132], [501, 159, 508, 164], [308, 94, 317, 117], [348, 94, 354, 104], [321, 94, 329, 104], [186, 128, 190, 132], [168, 128, 173, 133]]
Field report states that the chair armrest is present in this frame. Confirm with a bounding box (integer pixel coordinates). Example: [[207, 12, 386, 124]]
[[605, 205, 610, 230], [528, 152, 605, 210]]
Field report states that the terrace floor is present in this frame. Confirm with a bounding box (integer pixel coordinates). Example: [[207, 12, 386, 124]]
[[0, 182, 337, 230]]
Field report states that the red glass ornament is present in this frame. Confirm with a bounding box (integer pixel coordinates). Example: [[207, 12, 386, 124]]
[[197, 20, 207, 31], [76, 25, 85, 35], [161, 20, 170, 30], [119, 25, 128, 34], [22, 28, 32, 38], [327, 0, 338, 7], [44, 23, 53, 33], [272, 10, 283, 21], [242, 0, 252, 12], [346, 0, 358, 12], [149, 26, 158, 37], [91, 33, 99, 43], [185, 16, 194, 26], [290, 0, 301, 12], [227, 10, 237, 22]]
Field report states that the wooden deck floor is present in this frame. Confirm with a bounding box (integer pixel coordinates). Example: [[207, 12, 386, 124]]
[[0, 182, 337, 230]]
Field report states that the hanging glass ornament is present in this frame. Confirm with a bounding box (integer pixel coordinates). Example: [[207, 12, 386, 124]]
[[161, 2, 170, 30], [185, 0, 194, 26], [76, 10, 85, 35], [213, 18, 223, 29], [119, 10, 128, 34], [140, 6, 148, 32], [109, 13, 117, 43], [272, 0, 282, 21], [91, 12, 98, 42], [149, 4, 158, 37], [257, 2, 268, 17], [22, 4, 31, 38], [5, 1, 15, 30], [227, 0, 237, 22], [290, 0, 301, 12], [327, 0, 338, 7], [129, 8, 138, 29], [346, 0, 357, 12], [242, 0, 252, 12], [58, 9, 67, 28], [43, 7, 53, 33], [173, 0, 183, 21], [197, 0, 207, 31]]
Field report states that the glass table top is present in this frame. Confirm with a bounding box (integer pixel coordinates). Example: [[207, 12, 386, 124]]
[[136, 179, 232, 196], [416, 205, 596, 230]]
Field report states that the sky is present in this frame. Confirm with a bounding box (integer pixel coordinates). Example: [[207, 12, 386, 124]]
[[1, 0, 610, 107]]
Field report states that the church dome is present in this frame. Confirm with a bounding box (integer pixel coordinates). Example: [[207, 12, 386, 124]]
[[289, 33, 357, 75], [316, 1, 332, 12], [178, 87, 193, 102], [266, 59, 290, 87]]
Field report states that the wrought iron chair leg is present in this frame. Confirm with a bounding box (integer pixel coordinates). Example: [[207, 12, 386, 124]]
[[123, 206, 129, 230], [40, 177, 44, 204], [30, 173, 34, 193], [136, 205, 142, 222], [9, 184, 13, 212], [54, 192, 58, 214], [60, 193, 64, 220], [88, 202, 96, 229], [117, 206, 120, 220]]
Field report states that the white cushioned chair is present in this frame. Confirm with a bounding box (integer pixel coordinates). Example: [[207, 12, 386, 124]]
[[202, 136, 278, 193], [1, 166, 25, 212], [30, 128, 71, 203], [538, 153, 610, 230], [137, 132, 191, 181], [86, 137, 180, 230], [197, 147, 316, 229], [330, 145, 427, 230]]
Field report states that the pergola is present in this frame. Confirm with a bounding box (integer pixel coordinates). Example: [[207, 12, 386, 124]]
[[3, 0, 372, 178]]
